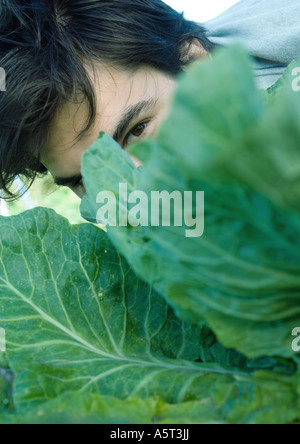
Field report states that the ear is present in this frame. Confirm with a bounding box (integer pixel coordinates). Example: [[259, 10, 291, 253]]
[[180, 39, 209, 64]]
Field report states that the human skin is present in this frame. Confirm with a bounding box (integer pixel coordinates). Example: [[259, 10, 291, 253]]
[[41, 42, 207, 198]]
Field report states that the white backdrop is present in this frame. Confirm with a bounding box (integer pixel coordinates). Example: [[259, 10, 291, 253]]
[[164, 0, 240, 22]]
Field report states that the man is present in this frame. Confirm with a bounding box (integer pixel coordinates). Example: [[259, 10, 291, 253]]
[[0, 0, 299, 199]]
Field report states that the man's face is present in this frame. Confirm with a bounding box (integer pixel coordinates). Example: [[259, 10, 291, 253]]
[[42, 65, 176, 198]]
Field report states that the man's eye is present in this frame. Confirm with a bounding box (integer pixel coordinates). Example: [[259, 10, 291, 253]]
[[124, 121, 149, 147], [70, 177, 84, 189]]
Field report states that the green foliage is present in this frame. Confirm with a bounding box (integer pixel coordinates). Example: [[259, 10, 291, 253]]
[[81, 46, 300, 360], [1, 46, 300, 424], [0, 369, 14, 413], [0, 208, 298, 424]]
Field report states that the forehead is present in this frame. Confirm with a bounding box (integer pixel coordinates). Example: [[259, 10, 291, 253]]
[[42, 65, 173, 177]]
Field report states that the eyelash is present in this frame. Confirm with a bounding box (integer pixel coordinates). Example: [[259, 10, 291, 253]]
[[70, 177, 84, 188], [123, 120, 150, 147]]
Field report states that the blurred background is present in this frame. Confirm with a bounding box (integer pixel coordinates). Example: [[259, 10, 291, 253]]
[[165, 0, 239, 22], [3, 177, 86, 224], [1, 0, 240, 224]]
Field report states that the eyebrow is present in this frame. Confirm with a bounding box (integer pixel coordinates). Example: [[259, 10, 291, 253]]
[[112, 99, 157, 142], [54, 99, 157, 187]]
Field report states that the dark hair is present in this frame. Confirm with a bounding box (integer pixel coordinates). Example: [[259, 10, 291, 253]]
[[0, 0, 214, 199]]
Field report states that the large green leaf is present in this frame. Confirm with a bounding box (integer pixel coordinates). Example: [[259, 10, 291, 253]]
[[81, 46, 300, 359], [0, 369, 13, 413], [0, 378, 298, 425], [0, 392, 223, 424], [0, 208, 298, 424], [0, 351, 13, 413], [0, 209, 203, 408]]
